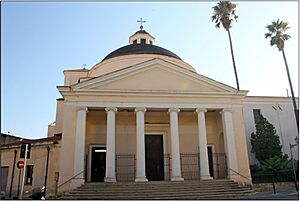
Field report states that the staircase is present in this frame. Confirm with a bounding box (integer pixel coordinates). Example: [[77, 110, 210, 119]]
[[60, 179, 255, 199]]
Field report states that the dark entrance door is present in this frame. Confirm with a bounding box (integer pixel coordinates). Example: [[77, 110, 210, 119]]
[[145, 135, 164, 181], [91, 147, 106, 182], [207, 146, 214, 178]]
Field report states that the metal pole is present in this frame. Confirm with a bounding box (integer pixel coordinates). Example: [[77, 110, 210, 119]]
[[17, 169, 21, 198], [44, 146, 50, 198], [19, 144, 28, 199], [290, 144, 298, 191], [9, 150, 17, 198]]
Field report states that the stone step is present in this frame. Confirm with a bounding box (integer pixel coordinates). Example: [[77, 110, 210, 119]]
[[68, 188, 253, 196], [74, 185, 244, 192], [78, 183, 239, 190], [83, 179, 235, 186], [59, 179, 255, 200], [62, 190, 255, 200]]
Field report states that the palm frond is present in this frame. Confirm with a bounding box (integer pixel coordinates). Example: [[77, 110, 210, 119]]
[[265, 19, 291, 50]]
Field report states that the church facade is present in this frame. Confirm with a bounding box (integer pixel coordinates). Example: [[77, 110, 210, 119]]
[[2, 28, 298, 198], [52, 29, 253, 193]]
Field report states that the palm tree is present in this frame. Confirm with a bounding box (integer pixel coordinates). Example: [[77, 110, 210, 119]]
[[265, 19, 299, 131], [261, 155, 293, 194], [211, 1, 240, 90]]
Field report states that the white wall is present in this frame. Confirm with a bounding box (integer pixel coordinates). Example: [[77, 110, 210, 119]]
[[243, 96, 298, 165]]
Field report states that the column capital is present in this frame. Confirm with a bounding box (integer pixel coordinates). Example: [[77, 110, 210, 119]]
[[105, 107, 118, 113], [135, 107, 147, 113], [220, 108, 232, 114], [195, 108, 207, 113], [168, 108, 180, 113], [77, 106, 88, 112]]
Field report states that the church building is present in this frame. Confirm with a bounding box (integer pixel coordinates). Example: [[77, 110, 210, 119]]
[[2, 25, 298, 198], [50, 26, 253, 193]]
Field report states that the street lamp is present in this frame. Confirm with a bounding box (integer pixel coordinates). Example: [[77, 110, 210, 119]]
[[290, 142, 298, 192]]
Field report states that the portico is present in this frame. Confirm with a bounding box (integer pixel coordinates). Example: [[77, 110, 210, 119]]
[[73, 104, 240, 184]]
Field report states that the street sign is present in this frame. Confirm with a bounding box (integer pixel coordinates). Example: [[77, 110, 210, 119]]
[[20, 143, 31, 159], [17, 161, 24, 169]]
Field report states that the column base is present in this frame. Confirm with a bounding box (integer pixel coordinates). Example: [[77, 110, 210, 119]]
[[135, 177, 148, 182], [200, 175, 213, 180], [104, 177, 117, 182], [171, 177, 184, 181]]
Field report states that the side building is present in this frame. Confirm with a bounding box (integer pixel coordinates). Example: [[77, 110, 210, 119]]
[[0, 134, 61, 198], [243, 96, 299, 164]]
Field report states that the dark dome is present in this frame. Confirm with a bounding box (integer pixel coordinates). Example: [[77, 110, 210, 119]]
[[102, 44, 181, 61]]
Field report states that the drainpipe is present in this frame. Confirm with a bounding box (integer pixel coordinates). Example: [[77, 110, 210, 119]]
[[9, 150, 17, 197], [44, 146, 50, 197]]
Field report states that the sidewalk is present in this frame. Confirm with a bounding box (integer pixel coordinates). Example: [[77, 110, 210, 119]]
[[235, 188, 299, 200]]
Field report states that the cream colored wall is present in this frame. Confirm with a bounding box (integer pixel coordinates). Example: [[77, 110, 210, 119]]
[[178, 112, 198, 153], [54, 100, 64, 134], [63, 70, 88, 86], [47, 123, 56, 137], [93, 65, 223, 92], [58, 105, 77, 193], [88, 54, 195, 77], [231, 107, 252, 184], [1, 143, 61, 197]]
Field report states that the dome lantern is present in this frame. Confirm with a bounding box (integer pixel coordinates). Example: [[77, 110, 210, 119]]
[[129, 18, 155, 45]]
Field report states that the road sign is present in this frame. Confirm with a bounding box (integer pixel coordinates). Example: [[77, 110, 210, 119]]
[[17, 161, 24, 169]]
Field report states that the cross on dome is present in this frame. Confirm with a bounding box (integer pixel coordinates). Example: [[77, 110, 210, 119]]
[[137, 17, 146, 30]]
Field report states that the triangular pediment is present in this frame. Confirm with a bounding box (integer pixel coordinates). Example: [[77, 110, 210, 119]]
[[73, 59, 237, 93]]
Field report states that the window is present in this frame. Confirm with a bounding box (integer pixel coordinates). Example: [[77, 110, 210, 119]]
[[141, 39, 146, 44], [150, 40, 153, 45], [253, 109, 261, 124], [25, 165, 34, 185], [133, 40, 137, 44]]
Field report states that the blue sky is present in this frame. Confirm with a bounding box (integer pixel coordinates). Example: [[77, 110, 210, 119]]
[[1, 2, 298, 139]]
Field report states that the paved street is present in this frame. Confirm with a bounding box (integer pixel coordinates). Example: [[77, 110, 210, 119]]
[[235, 188, 299, 200]]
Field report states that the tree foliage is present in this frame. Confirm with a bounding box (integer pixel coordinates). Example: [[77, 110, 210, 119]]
[[211, 1, 238, 31], [250, 115, 283, 162], [261, 155, 293, 175], [265, 19, 291, 51]]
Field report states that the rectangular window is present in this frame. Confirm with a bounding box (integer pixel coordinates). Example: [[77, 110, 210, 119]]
[[253, 109, 261, 124], [133, 40, 137, 44], [25, 165, 34, 185], [150, 40, 153, 45], [141, 39, 146, 44]]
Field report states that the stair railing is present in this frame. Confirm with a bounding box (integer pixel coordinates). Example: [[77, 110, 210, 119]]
[[56, 170, 85, 196], [227, 168, 253, 189]]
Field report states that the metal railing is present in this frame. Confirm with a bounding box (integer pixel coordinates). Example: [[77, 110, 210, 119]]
[[180, 153, 200, 180], [57, 170, 85, 190], [116, 154, 135, 182]]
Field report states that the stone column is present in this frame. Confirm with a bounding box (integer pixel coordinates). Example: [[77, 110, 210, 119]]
[[195, 108, 213, 180], [220, 109, 238, 179], [135, 107, 148, 182], [105, 107, 117, 182], [168, 108, 184, 181], [74, 106, 87, 182]]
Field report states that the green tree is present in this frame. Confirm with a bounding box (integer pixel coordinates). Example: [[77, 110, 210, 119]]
[[261, 155, 293, 194], [264, 19, 298, 131], [211, 1, 240, 90], [250, 115, 283, 162]]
